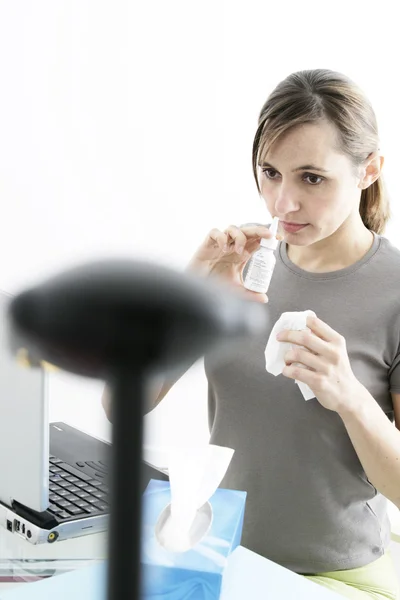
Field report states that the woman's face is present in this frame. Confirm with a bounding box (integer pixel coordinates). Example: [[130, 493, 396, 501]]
[[259, 120, 365, 245]]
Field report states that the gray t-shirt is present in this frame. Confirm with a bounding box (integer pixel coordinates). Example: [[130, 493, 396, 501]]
[[204, 231, 400, 574]]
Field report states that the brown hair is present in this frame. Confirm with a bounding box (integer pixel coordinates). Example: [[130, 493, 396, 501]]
[[252, 69, 390, 234]]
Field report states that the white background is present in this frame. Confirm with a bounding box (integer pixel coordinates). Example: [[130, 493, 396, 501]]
[[0, 1, 400, 564]]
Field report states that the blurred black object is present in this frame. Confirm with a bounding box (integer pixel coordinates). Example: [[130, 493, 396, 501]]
[[7, 259, 268, 600]]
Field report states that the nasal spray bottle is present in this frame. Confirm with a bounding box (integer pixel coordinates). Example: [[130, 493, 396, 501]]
[[243, 217, 280, 294]]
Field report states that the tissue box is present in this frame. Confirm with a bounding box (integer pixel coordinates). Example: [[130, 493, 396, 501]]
[[141, 479, 247, 600]]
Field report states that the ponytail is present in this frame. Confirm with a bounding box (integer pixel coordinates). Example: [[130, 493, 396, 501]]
[[359, 177, 390, 235]]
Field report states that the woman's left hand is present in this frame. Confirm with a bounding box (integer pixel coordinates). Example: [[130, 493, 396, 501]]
[[277, 315, 364, 414]]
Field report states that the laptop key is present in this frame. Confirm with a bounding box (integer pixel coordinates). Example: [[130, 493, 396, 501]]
[[67, 486, 80, 494], [86, 496, 99, 505], [77, 491, 91, 499], [73, 500, 91, 509], [56, 500, 74, 509], [50, 475, 63, 482], [92, 502, 108, 511], [50, 457, 63, 465], [92, 491, 107, 500], [83, 505, 98, 514], [85, 486, 97, 494], [95, 461, 108, 472], [65, 476, 79, 483], [57, 480, 71, 488], [49, 466, 62, 473], [49, 504, 63, 514], [89, 480, 103, 487], [57, 488, 71, 497], [57, 462, 93, 481], [86, 461, 108, 474], [49, 484, 62, 492], [58, 511, 70, 519], [75, 481, 89, 489], [66, 506, 85, 516], [65, 494, 78, 502], [49, 493, 60, 502]]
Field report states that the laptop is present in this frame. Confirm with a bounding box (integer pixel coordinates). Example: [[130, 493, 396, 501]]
[[0, 290, 167, 544]]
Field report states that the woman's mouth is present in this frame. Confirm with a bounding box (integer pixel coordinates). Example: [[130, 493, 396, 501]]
[[281, 221, 309, 233]]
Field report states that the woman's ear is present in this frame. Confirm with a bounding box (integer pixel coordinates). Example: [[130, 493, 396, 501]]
[[358, 153, 384, 189]]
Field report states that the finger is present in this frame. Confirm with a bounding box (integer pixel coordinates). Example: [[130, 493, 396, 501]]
[[282, 364, 320, 388], [243, 237, 263, 256], [206, 228, 229, 252], [242, 224, 283, 242], [242, 290, 269, 304], [306, 315, 342, 343], [284, 347, 323, 371], [240, 225, 276, 241], [277, 329, 327, 355], [224, 225, 248, 255], [230, 281, 269, 304]]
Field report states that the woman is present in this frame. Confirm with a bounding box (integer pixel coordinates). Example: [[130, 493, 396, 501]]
[[103, 69, 400, 599]]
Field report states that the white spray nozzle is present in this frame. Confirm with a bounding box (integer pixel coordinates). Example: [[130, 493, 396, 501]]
[[260, 217, 280, 249], [270, 216, 279, 236]]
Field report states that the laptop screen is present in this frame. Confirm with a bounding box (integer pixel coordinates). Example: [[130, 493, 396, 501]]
[[0, 290, 49, 512]]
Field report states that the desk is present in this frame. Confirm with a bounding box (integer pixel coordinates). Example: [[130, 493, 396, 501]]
[[0, 373, 343, 597], [0, 526, 106, 591], [0, 545, 342, 599]]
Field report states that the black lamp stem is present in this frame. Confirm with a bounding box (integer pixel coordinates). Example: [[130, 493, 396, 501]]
[[107, 369, 145, 600]]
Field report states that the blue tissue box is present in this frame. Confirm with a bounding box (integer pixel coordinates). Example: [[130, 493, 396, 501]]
[[141, 479, 246, 600]]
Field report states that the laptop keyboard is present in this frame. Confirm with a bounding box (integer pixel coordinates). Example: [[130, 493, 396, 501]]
[[47, 456, 109, 521]]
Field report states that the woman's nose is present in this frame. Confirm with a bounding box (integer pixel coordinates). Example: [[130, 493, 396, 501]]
[[274, 183, 301, 215]]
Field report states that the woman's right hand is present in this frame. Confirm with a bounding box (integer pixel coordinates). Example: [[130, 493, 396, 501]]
[[186, 224, 278, 304]]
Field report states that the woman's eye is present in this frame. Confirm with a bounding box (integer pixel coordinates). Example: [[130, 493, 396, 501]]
[[304, 173, 323, 185], [263, 168, 280, 180], [261, 168, 323, 185]]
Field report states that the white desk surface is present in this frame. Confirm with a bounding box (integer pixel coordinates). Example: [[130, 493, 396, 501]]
[[222, 546, 341, 599], [0, 546, 342, 599]]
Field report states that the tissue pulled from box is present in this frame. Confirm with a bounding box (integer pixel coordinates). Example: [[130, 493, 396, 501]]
[[155, 444, 234, 553], [265, 310, 316, 400]]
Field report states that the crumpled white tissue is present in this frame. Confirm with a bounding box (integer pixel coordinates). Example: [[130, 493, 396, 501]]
[[265, 310, 316, 400], [155, 444, 234, 553]]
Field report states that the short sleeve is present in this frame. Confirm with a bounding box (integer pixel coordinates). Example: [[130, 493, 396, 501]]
[[389, 352, 400, 393]]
